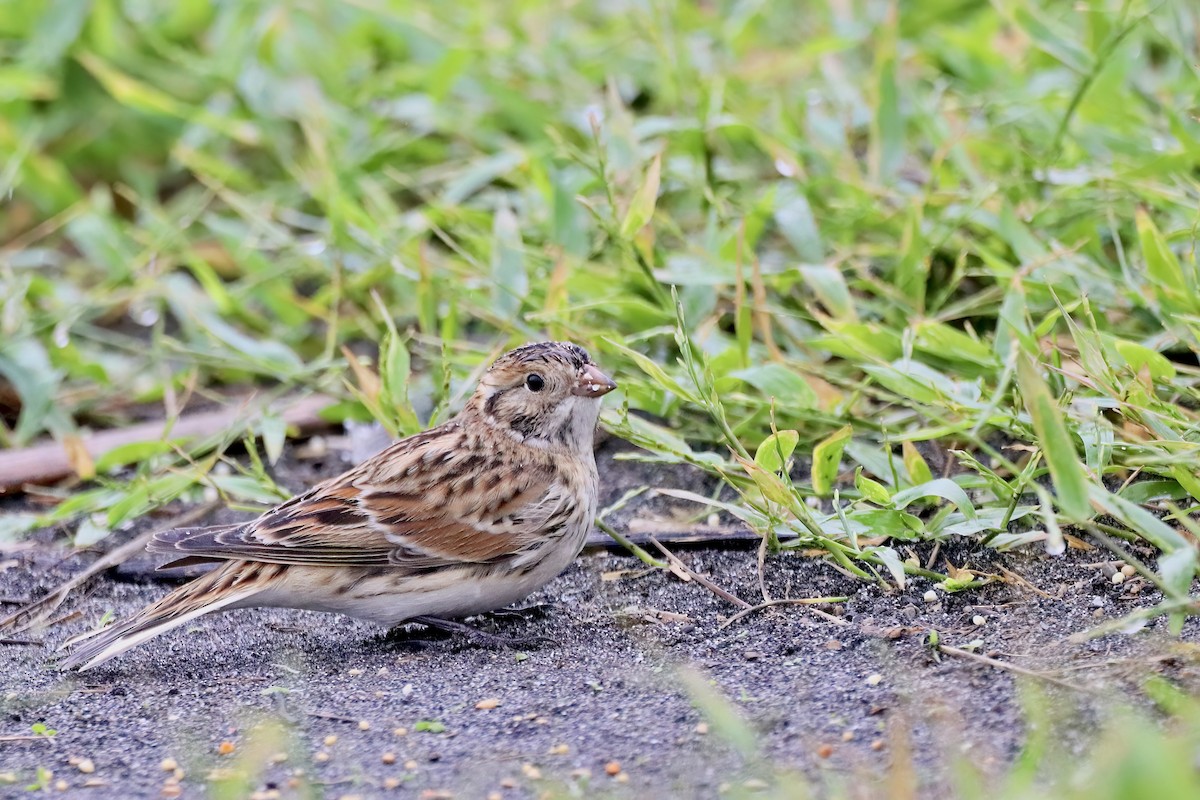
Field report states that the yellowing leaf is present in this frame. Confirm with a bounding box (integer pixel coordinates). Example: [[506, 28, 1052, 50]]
[[812, 425, 853, 497], [620, 153, 662, 237], [901, 441, 933, 485], [62, 434, 95, 480], [755, 430, 799, 473]]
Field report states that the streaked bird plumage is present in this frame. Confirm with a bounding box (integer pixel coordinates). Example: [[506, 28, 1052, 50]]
[[61, 342, 616, 670]]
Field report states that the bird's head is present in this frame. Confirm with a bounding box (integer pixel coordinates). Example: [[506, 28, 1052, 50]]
[[471, 341, 617, 451]]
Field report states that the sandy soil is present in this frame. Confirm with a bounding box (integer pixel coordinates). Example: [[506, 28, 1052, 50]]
[[2, 440, 1197, 799]]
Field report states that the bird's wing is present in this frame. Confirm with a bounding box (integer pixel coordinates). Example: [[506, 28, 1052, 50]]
[[150, 434, 568, 570]]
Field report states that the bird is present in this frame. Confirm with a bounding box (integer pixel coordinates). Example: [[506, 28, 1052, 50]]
[[60, 341, 617, 671]]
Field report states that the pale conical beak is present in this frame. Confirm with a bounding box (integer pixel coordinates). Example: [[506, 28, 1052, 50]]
[[573, 363, 617, 397]]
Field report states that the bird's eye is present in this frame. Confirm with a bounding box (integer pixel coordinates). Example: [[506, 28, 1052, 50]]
[[525, 373, 545, 392]]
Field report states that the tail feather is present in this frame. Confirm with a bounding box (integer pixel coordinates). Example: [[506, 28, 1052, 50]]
[[59, 561, 282, 671]]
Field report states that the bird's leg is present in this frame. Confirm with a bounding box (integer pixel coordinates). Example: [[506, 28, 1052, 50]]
[[407, 615, 551, 648]]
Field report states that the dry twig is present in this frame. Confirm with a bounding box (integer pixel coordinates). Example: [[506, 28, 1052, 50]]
[[648, 537, 750, 608]]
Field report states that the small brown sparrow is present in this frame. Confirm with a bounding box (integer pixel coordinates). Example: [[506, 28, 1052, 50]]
[[61, 342, 617, 670]]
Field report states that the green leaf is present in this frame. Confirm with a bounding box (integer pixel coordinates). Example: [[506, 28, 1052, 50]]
[[798, 265, 855, 321], [872, 545, 906, 589], [0, 513, 40, 544], [755, 430, 799, 473], [620, 153, 662, 237], [1016, 354, 1091, 522], [854, 467, 892, 506], [1171, 467, 1200, 504], [1012, 6, 1094, 73], [729, 364, 817, 409], [93, 440, 175, 474], [1109, 337, 1177, 381], [604, 339, 701, 404], [74, 516, 110, 548], [812, 425, 853, 497], [774, 184, 823, 262], [414, 720, 446, 733], [1158, 547, 1197, 601], [1136, 208, 1192, 311], [891, 478, 977, 520], [490, 205, 528, 319], [1089, 485, 1189, 553], [258, 412, 288, 467]]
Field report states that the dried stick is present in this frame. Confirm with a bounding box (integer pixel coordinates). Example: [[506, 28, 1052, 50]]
[[648, 536, 750, 609], [718, 597, 853, 630], [937, 644, 1088, 693], [0, 394, 331, 494]]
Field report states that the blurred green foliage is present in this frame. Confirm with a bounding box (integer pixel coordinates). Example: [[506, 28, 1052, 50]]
[[2, 0, 1200, 619]]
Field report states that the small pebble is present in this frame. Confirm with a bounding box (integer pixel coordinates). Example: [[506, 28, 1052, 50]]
[[377, 667, 389, 676], [1111, 572, 1125, 585], [571, 768, 592, 780], [824, 639, 843, 650], [865, 673, 882, 686], [383, 778, 402, 790], [217, 741, 235, 756], [382, 752, 397, 765], [324, 735, 338, 747], [841, 731, 854, 742], [487, 794, 502, 800], [77, 759, 95, 774], [270, 752, 287, 764], [161, 786, 182, 799], [614, 773, 629, 784], [604, 761, 622, 776], [393, 728, 408, 737], [521, 764, 542, 780], [870, 739, 885, 751], [55, 779, 68, 792], [358, 720, 371, 731], [160, 759, 178, 773], [972, 615, 986, 626], [500, 777, 516, 789], [548, 743, 569, 755], [405, 760, 420, 771], [475, 698, 501, 710], [923, 590, 937, 603], [695, 722, 709, 735], [1121, 564, 1136, 577], [348, 668, 363, 676], [314, 752, 330, 763], [816, 744, 834, 759]]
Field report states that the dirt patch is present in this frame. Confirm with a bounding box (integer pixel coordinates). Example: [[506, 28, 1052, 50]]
[[2, 441, 1198, 798]]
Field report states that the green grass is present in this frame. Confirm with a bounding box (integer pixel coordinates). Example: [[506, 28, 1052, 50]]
[[3, 0, 1200, 780]]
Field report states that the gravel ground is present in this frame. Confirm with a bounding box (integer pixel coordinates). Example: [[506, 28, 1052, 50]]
[[2, 441, 1199, 799]]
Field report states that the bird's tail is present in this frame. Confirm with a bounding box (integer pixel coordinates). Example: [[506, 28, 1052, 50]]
[[58, 560, 283, 671]]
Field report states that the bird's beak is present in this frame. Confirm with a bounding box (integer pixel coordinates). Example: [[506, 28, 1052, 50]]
[[573, 364, 618, 397]]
